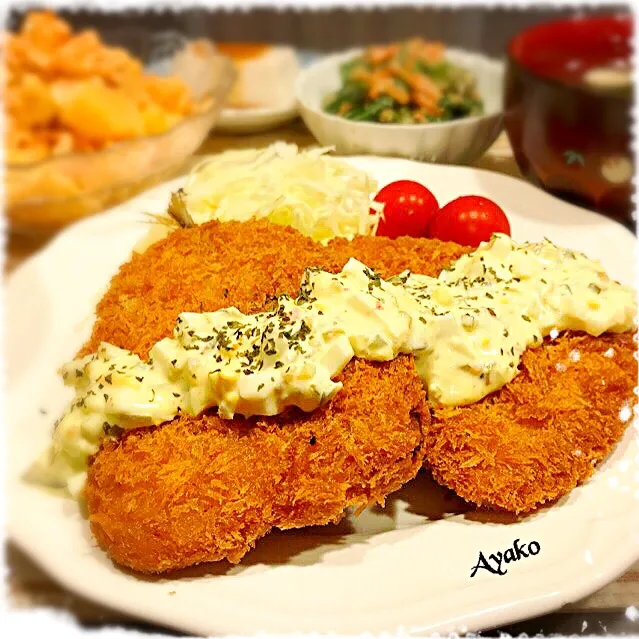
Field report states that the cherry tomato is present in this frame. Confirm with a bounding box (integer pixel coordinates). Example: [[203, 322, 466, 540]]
[[373, 180, 439, 239], [429, 195, 511, 247]]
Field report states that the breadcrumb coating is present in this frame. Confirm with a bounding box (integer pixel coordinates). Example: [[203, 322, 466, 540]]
[[82, 220, 636, 572]]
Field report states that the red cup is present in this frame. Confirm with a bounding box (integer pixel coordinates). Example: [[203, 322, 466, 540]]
[[504, 15, 633, 223]]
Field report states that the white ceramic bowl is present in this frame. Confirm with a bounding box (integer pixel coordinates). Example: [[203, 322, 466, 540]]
[[296, 47, 505, 164]]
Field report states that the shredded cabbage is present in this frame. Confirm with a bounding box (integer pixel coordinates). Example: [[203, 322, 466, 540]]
[[180, 143, 383, 243]]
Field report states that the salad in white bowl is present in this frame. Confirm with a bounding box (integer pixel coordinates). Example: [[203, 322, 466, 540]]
[[296, 39, 505, 164]]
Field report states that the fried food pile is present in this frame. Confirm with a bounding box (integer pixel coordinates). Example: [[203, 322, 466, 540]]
[[81, 220, 636, 573], [5, 10, 200, 165]]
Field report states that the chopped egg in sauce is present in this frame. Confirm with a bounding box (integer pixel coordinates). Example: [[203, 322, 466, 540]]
[[27, 234, 637, 497]]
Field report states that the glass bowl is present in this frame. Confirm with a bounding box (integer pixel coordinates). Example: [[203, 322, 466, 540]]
[[5, 29, 235, 236], [504, 15, 633, 224]]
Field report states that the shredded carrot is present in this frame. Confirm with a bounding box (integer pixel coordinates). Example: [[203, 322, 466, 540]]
[[364, 44, 399, 65], [368, 71, 410, 104]]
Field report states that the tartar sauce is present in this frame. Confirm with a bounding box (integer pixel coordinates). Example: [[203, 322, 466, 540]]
[[27, 234, 636, 497]]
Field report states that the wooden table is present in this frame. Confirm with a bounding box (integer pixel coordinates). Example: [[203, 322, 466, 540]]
[[7, 122, 639, 634]]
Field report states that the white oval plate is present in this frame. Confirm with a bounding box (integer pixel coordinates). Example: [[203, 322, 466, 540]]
[[7, 157, 639, 636]]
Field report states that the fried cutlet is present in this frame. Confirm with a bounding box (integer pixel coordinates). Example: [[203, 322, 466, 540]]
[[82, 220, 636, 572], [80, 220, 468, 360], [87, 355, 428, 573], [426, 330, 637, 513], [82, 221, 451, 574]]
